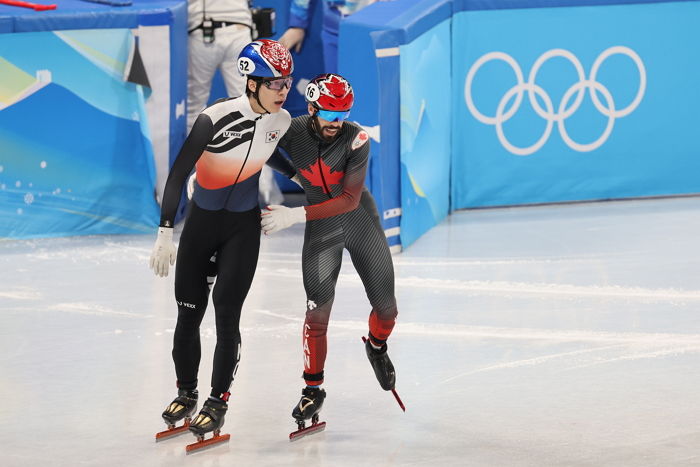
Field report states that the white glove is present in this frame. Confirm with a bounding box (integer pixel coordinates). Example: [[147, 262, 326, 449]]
[[149, 227, 176, 277], [186, 172, 196, 200], [261, 205, 306, 234]]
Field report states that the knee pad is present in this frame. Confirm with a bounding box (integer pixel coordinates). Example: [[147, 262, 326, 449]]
[[368, 306, 397, 343]]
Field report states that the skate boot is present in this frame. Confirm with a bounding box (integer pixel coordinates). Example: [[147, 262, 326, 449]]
[[155, 388, 198, 441], [362, 337, 405, 411], [289, 387, 327, 441], [186, 397, 231, 453], [365, 339, 396, 391]]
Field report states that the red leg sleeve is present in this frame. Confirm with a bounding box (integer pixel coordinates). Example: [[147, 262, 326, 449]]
[[303, 303, 331, 385]]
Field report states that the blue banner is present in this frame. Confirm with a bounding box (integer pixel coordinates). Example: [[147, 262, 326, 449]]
[[339, 0, 452, 249], [339, 8, 399, 247], [0, 30, 159, 238], [452, 2, 700, 208], [399, 19, 451, 248]]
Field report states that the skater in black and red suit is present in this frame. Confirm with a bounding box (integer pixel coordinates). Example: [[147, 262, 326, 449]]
[[260, 73, 399, 430]]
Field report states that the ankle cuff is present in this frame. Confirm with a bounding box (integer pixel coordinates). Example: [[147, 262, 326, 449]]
[[303, 370, 324, 385], [368, 332, 387, 347], [176, 379, 198, 391]]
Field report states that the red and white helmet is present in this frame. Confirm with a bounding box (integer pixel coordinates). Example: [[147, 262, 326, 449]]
[[237, 39, 294, 78], [305, 74, 354, 112]]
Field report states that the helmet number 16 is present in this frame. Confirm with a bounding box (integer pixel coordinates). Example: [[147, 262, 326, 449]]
[[305, 83, 320, 102]]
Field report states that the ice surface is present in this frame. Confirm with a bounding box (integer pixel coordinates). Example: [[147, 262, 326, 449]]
[[1, 197, 699, 466]]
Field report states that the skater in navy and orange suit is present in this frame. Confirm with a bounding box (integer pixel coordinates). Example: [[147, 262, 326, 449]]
[[149, 39, 294, 447]]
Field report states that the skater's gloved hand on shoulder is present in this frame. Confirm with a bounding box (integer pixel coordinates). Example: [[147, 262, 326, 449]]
[[149, 226, 176, 277], [261, 205, 306, 235]]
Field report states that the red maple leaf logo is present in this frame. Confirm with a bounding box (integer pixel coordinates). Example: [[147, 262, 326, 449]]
[[323, 75, 348, 98], [299, 158, 344, 194]]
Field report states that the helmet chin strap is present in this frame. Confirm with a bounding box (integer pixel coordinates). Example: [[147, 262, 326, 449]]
[[253, 81, 271, 115]]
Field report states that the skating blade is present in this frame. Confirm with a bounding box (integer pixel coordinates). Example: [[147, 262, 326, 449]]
[[155, 421, 190, 441], [185, 433, 231, 454], [289, 421, 326, 441], [391, 388, 406, 412]]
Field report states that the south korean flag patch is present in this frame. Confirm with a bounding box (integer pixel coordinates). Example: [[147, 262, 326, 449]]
[[266, 130, 280, 143], [351, 130, 369, 150]]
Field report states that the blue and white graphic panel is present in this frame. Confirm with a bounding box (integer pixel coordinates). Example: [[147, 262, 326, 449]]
[[0, 30, 159, 238], [452, 2, 700, 208], [400, 19, 451, 248]]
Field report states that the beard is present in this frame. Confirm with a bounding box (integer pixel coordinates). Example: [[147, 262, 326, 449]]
[[311, 116, 341, 143]]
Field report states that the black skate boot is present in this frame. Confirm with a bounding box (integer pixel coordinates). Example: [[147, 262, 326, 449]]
[[162, 389, 198, 425], [365, 338, 396, 391], [289, 387, 327, 441], [155, 388, 198, 441], [186, 397, 230, 453]]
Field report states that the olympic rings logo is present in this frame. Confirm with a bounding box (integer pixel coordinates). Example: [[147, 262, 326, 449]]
[[464, 46, 646, 155]]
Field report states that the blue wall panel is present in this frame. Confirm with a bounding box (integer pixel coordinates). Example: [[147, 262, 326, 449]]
[[338, 0, 700, 249], [399, 19, 451, 247], [0, 29, 159, 238], [451, 2, 700, 208]]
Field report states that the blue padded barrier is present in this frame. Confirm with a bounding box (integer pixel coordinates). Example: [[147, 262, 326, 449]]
[[339, 0, 700, 249]]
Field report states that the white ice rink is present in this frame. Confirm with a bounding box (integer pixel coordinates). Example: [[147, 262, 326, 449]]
[[2, 197, 699, 466]]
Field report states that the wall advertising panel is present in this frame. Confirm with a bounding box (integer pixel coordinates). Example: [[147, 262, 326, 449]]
[[452, 2, 700, 208], [399, 19, 451, 247], [0, 29, 159, 238]]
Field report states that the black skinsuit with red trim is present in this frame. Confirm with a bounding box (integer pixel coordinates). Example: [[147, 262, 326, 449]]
[[274, 115, 398, 386]]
